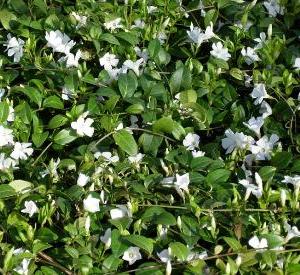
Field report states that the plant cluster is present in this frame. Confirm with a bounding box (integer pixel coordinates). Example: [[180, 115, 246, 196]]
[[0, 0, 300, 274]]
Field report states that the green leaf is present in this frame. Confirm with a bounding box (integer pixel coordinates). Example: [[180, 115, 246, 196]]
[[32, 131, 49, 148], [169, 65, 191, 93], [118, 73, 138, 98], [126, 103, 144, 114], [139, 133, 163, 157], [9, 180, 33, 193], [10, 0, 29, 13], [230, 68, 244, 81], [142, 207, 176, 225], [206, 169, 231, 185], [223, 237, 242, 252], [123, 234, 154, 254], [115, 32, 138, 45], [111, 229, 128, 257], [271, 151, 293, 169], [153, 117, 174, 134], [48, 115, 68, 129], [113, 129, 138, 156], [53, 129, 77, 145], [148, 39, 161, 59], [0, 101, 10, 123], [191, 157, 213, 170], [100, 33, 120, 45], [33, 0, 48, 14], [0, 185, 17, 199], [43, 96, 64, 109], [179, 89, 197, 103], [258, 166, 276, 181], [36, 228, 58, 243], [13, 86, 43, 108], [102, 255, 122, 272], [169, 242, 189, 261], [32, 241, 52, 254], [65, 246, 79, 258], [0, 9, 17, 30]]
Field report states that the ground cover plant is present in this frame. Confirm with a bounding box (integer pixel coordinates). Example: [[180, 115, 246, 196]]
[[0, 0, 300, 274]]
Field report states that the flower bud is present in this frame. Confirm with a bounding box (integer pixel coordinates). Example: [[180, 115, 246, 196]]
[[177, 216, 182, 231], [166, 260, 172, 275], [280, 189, 286, 207], [268, 24, 272, 39]]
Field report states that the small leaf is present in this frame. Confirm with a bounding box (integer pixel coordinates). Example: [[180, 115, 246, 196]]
[[169, 242, 189, 261], [169, 66, 191, 93], [230, 68, 244, 81], [118, 73, 138, 98], [148, 39, 161, 58], [0, 101, 10, 123], [113, 129, 138, 156], [223, 237, 242, 252], [206, 169, 231, 185], [0, 185, 17, 199], [271, 151, 293, 169], [43, 95, 64, 109], [123, 235, 154, 254], [48, 115, 68, 129], [100, 33, 120, 45], [9, 180, 33, 193], [54, 129, 77, 145]]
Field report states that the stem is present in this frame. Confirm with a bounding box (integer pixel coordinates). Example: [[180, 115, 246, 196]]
[[37, 252, 73, 275], [129, 127, 176, 142], [31, 142, 53, 166], [94, 131, 115, 146]]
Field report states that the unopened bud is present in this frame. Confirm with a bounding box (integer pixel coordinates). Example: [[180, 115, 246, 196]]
[[268, 24, 272, 39], [177, 216, 182, 230], [280, 189, 286, 207], [166, 260, 172, 275]]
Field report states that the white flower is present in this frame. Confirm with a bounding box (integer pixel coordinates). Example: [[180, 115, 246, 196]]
[[221, 129, 254, 154], [239, 172, 263, 200], [250, 134, 279, 160], [134, 47, 149, 63], [13, 248, 31, 275], [0, 88, 5, 100], [128, 153, 144, 164], [110, 205, 131, 219], [147, 6, 158, 14], [122, 247, 142, 265], [192, 150, 205, 158], [21, 200, 38, 217], [241, 47, 260, 65], [94, 151, 119, 163], [210, 42, 231, 61], [4, 34, 25, 63], [254, 32, 266, 49], [131, 19, 145, 29], [259, 101, 272, 118], [7, 102, 15, 122], [183, 133, 200, 151], [0, 125, 14, 146], [99, 53, 119, 70], [248, 236, 268, 251], [70, 12, 87, 28], [130, 115, 139, 127], [282, 175, 300, 190], [187, 22, 214, 47], [61, 86, 73, 100], [10, 142, 33, 160], [0, 153, 17, 170], [122, 58, 144, 76], [40, 158, 60, 178], [245, 73, 253, 87], [243, 116, 264, 137], [263, 0, 284, 17], [65, 50, 81, 68], [100, 228, 112, 249], [235, 21, 253, 31], [157, 248, 171, 263], [166, 260, 172, 275], [174, 173, 190, 194], [250, 84, 269, 105], [45, 30, 76, 55], [77, 173, 90, 187], [71, 112, 94, 137], [83, 194, 100, 213], [104, 18, 122, 31], [157, 31, 167, 44], [284, 223, 300, 242], [293, 58, 300, 70], [106, 67, 121, 81]]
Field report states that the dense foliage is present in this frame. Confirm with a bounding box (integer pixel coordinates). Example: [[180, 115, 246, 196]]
[[0, 0, 300, 274]]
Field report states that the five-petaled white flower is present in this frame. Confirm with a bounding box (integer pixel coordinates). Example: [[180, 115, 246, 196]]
[[259, 101, 272, 118], [254, 32, 266, 49], [71, 112, 94, 137], [187, 22, 214, 47], [243, 116, 264, 137], [0, 126, 14, 147], [263, 0, 284, 17], [282, 175, 300, 194], [250, 134, 279, 160], [99, 53, 119, 70], [250, 84, 269, 105], [0, 153, 17, 171], [4, 34, 25, 63], [284, 222, 300, 242], [183, 133, 200, 151], [122, 246, 142, 265], [110, 204, 131, 219], [128, 153, 144, 164], [13, 248, 31, 275], [65, 50, 81, 68], [100, 228, 112, 249], [131, 19, 145, 29], [157, 248, 172, 263], [239, 172, 263, 200], [248, 236, 268, 251], [241, 47, 260, 65], [221, 129, 254, 154], [77, 173, 90, 187], [45, 30, 76, 55], [21, 200, 39, 217], [104, 18, 123, 31], [122, 58, 144, 76], [293, 58, 300, 70], [83, 194, 100, 213], [174, 173, 190, 194], [10, 142, 33, 160], [210, 42, 231, 61], [192, 150, 205, 158]]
